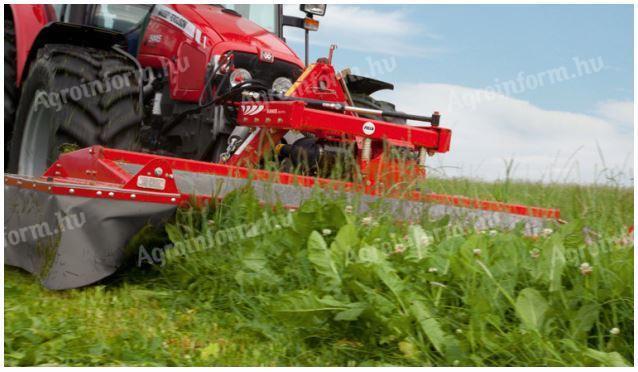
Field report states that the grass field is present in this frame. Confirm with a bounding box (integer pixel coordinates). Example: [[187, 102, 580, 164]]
[[4, 177, 634, 366]]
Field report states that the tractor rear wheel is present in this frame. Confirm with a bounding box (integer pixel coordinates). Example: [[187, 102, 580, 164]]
[[8, 44, 142, 176]]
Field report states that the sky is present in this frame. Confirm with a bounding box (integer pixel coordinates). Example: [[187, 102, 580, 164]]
[[283, 4, 634, 185]]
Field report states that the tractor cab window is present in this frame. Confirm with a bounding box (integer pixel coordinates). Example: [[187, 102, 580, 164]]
[[92, 5, 151, 33], [223, 4, 277, 34]]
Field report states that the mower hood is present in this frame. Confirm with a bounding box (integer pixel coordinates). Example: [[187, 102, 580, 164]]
[[178, 5, 304, 68]]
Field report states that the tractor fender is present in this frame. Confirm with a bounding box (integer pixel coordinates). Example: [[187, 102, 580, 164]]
[[20, 22, 126, 86], [8, 4, 56, 85], [345, 74, 395, 96]]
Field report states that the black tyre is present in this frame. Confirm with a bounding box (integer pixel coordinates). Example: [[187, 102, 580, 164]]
[[8, 44, 142, 176], [351, 93, 406, 125], [5, 17, 17, 164]]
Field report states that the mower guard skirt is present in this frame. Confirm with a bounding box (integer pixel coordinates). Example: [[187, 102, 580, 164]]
[[4, 180, 176, 290]]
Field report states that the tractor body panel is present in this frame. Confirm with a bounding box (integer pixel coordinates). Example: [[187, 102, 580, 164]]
[[9, 4, 56, 85], [137, 4, 303, 101]]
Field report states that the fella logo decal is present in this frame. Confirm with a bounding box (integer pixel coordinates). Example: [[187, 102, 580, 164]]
[[242, 105, 264, 116], [260, 50, 274, 63], [362, 121, 376, 135]]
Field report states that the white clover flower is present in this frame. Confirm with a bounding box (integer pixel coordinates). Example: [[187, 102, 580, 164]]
[[274, 224, 282, 230], [488, 230, 498, 236], [428, 267, 438, 273], [579, 262, 593, 276], [455, 328, 463, 334], [541, 228, 554, 237], [321, 228, 332, 236], [530, 249, 540, 259], [361, 216, 374, 226], [610, 327, 620, 335], [394, 244, 405, 254], [473, 248, 481, 257], [344, 205, 354, 214]]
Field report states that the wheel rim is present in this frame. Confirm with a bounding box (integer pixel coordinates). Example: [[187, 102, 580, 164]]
[[18, 97, 54, 176]]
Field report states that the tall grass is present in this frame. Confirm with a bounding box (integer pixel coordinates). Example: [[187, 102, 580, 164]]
[[4, 179, 634, 366]]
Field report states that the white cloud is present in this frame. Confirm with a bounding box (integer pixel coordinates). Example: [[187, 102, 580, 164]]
[[375, 84, 634, 185], [594, 100, 634, 133], [284, 5, 442, 57]]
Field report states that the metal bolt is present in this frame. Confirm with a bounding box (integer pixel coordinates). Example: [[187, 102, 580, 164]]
[[96, 191, 103, 196], [277, 118, 283, 124], [89, 148, 94, 154], [108, 192, 115, 197], [243, 117, 248, 123], [56, 163, 61, 168], [69, 189, 75, 194], [265, 118, 271, 123], [32, 183, 37, 188], [170, 197, 177, 203], [254, 118, 260, 123], [48, 186, 52, 191], [167, 174, 174, 179], [130, 194, 136, 199], [55, 171, 61, 176], [154, 167, 163, 176], [17, 181, 22, 185]]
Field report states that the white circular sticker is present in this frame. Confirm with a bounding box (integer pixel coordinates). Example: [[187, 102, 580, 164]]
[[362, 121, 376, 135]]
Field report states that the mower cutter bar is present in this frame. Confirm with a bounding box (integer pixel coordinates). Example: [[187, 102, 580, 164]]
[[5, 146, 560, 290]]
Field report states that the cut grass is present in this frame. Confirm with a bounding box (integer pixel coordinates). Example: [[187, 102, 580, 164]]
[[4, 177, 634, 366]]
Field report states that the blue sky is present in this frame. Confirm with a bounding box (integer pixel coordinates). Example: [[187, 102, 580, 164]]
[[284, 4, 634, 184]]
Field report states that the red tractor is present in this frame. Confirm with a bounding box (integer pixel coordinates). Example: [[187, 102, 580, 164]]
[[5, 4, 411, 177]]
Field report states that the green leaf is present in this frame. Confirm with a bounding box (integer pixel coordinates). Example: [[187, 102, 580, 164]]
[[570, 303, 599, 340], [585, 349, 630, 367], [515, 288, 548, 331], [410, 300, 447, 354], [165, 223, 184, 244], [358, 245, 384, 264], [200, 342, 221, 360], [330, 224, 358, 270], [405, 225, 430, 262], [307, 231, 342, 290], [539, 235, 566, 292], [334, 302, 367, 321]]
